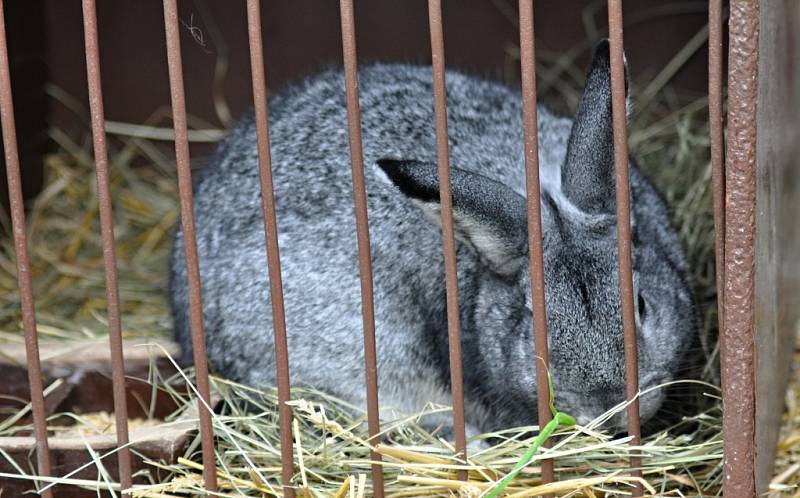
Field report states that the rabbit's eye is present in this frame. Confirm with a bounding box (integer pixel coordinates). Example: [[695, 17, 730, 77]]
[[637, 294, 647, 322]]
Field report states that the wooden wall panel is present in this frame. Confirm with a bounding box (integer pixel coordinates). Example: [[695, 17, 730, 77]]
[[755, 0, 800, 493]]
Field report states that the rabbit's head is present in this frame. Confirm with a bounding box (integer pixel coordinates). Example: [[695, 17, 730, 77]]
[[378, 40, 696, 432]]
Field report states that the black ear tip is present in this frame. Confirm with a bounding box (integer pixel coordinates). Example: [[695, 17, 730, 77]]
[[376, 158, 439, 202], [593, 39, 611, 61], [376, 157, 401, 174], [589, 38, 629, 91], [590, 39, 629, 69], [376, 158, 407, 187]]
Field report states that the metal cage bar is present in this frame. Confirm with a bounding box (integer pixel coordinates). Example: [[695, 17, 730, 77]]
[[606, 1, 644, 495], [518, 0, 555, 490], [721, 0, 759, 495], [426, 0, 469, 478], [245, 1, 295, 496], [338, 0, 386, 496], [708, 0, 726, 341], [81, 0, 133, 494], [162, 0, 218, 491], [0, 1, 53, 496]]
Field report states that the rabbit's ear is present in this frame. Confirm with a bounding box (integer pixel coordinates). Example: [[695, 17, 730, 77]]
[[561, 39, 629, 215], [378, 158, 528, 276]]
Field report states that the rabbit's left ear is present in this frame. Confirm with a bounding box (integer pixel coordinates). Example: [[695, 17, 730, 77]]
[[561, 39, 630, 216], [377, 158, 529, 276]]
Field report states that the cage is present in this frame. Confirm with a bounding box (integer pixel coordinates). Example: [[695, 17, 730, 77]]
[[0, 1, 798, 497]]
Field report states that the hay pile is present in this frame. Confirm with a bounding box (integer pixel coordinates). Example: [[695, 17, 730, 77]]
[[56, 374, 732, 497], [770, 334, 800, 496], [0, 126, 177, 344], [1, 21, 797, 498]]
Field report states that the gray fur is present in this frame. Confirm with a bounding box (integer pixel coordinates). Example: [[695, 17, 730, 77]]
[[169, 40, 696, 436]]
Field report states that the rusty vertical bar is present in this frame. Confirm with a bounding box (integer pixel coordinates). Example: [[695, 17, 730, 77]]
[[518, 0, 555, 491], [426, 0, 468, 479], [606, 1, 643, 495], [721, 0, 759, 496], [245, 2, 295, 496], [0, 2, 53, 496], [81, 1, 133, 495], [338, 1, 385, 495], [162, 0, 218, 492], [708, 0, 725, 337]]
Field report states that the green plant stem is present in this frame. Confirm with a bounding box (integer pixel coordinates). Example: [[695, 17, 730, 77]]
[[484, 411, 576, 498]]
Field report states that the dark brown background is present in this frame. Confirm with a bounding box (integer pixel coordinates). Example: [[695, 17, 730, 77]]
[[1, 0, 711, 214]]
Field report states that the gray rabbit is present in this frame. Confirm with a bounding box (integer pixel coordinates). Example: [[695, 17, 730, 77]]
[[170, 40, 696, 438]]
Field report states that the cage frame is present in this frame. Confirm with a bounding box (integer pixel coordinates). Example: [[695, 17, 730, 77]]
[[0, 1, 797, 497]]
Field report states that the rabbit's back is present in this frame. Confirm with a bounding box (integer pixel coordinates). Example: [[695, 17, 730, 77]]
[[170, 64, 571, 416]]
